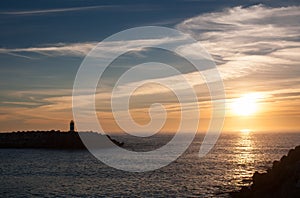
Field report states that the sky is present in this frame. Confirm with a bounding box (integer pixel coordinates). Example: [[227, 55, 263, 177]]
[[0, 0, 299, 133]]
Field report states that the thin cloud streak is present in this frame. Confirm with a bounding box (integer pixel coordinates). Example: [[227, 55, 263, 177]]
[[0, 42, 97, 58], [0, 35, 191, 59], [0, 5, 118, 15], [0, 5, 161, 16]]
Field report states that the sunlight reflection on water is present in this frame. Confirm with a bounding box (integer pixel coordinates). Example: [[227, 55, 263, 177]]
[[0, 132, 299, 197]]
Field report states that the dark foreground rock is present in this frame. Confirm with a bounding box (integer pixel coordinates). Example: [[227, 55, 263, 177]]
[[0, 131, 123, 149], [231, 145, 300, 198]]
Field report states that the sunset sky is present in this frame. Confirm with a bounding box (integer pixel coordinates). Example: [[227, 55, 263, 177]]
[[0, 0, 299, 133]]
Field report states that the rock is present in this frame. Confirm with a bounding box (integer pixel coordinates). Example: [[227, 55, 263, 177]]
[[231, 145, 300, 198]]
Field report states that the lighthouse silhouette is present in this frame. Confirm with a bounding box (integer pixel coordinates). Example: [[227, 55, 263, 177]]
[[69, 120, 75, 132]]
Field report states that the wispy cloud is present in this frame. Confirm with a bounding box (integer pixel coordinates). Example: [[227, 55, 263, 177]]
[[0, 42, 97, 58], [0, 35, 190, 59], [0, 5, 117, 15], [0, 4, 160, 16], [177, 5, 300, 80]]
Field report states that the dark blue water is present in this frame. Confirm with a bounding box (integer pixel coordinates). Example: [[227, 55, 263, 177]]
[[1, 132, 299, 197]]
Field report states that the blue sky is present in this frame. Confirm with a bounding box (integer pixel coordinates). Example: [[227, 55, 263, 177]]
[[0, 0, 299, 132], [1, 0, 298, 47]]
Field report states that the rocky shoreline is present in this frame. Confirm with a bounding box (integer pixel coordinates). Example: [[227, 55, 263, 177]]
[[231, 145, 300, 197]]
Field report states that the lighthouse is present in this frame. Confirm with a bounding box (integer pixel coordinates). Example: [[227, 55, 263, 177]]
[[69, 120, 75, 132]]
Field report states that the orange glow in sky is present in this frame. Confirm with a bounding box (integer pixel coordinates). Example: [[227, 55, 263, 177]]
[[230, 93, 263, 116]]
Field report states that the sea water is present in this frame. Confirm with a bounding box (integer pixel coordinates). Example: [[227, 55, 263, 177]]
[[0, 132, 299, 197]]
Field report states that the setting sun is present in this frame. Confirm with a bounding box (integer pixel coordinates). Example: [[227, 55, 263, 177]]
[[240, 129, 252, 133], [231, 93, 262, 116]]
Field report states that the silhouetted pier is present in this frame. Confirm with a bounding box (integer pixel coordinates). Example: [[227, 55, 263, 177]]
[[0, 131, 123, 149]]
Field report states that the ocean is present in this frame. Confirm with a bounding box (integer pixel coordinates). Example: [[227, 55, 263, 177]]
[[0, 132, 299, 197]]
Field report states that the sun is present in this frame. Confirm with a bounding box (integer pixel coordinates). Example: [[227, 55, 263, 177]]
[[240, 129, 252, 133], [231, 93, 262, 116]]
